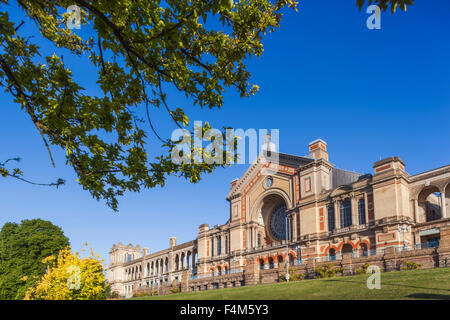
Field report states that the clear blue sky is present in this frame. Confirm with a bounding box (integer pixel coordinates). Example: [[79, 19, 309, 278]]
[[1, 1, 449, 264]]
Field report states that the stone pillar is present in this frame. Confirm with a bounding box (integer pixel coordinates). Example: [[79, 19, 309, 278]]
[[351, 195, 358, 226], [414, 199, 419, 223], [440, 191, 447, 219], [243, 258, 260, 286], [341, 253, 353, 276], [383, 247, 397, 272], [334, 200, 340, 229], [437, 226, 450, 267], [364, 193, 369, 224], [305, 258, 316, 279], [292, 213, 298, 241], [181, 270, 190, 293]]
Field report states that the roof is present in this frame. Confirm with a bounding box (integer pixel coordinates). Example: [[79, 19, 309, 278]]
[[331, 168, 364, 188]]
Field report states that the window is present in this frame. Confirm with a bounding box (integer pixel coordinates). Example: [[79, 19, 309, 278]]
[[358, 198, 366, 225], [225, 236, 228, 254], [328, 204, 335, 231], [257, 233, 262, 247], [211, 237, 214, 257], [217, 236, 222, 255], [340, 199, 352, 228]]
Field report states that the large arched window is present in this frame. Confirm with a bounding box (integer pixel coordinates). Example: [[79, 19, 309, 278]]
[[269, 204, 287, 240], [340, 199, 352, 228], [328, 204, 335, 231], [358, 198, 366, 225]]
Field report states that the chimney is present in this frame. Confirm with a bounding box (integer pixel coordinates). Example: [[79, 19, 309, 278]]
[[199, 224, 210, 233], [142, 247, 149, 256], [230, 178, 239, 190], [308, 139, 328, 161], [373, 156, 405, 175], [169, 237, 177, 248]]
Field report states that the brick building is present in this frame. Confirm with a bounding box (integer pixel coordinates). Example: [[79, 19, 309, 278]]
[[108, 139, 450, 297]]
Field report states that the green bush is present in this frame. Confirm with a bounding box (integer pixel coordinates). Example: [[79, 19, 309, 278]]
[[170, 286, 181, 294], [133, 292, 151, 298], [315, 264, 343, 278], [355, 263, 371, 275], [402, 261, 422, 270], [279, 268, 304, 282]]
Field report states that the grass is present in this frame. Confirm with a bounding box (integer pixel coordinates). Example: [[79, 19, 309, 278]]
[[132, 267, 450, 300]]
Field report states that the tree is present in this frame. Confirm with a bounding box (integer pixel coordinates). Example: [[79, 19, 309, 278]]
[[356, 0, 414, 14], [0, 0, 412, 211], [24, 246, 107, 300], [0, 219, 70, 299]]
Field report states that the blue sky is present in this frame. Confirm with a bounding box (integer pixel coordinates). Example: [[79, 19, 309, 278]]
[[1, 1, 449, 264]]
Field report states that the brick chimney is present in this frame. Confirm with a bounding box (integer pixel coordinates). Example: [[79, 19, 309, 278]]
[[308, 139, 328, 161]]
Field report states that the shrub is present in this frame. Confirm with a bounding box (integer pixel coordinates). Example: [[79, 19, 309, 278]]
[[279, 268, 304, 282], [356, 263, 371, 275], [315, 263, 343, 278], [24, 245, 107, 300], [133, 292, 150, 298], [402, 261, 422, 271], [170, 286, 181, 294]]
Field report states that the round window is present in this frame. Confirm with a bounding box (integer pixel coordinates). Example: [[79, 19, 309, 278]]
[[265, 176, 273, 188], [268, 204, 287, 240]]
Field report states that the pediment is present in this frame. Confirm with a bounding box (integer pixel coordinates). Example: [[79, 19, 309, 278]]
[[227, 152, 312, 200]]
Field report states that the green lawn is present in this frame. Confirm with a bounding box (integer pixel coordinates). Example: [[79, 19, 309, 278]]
[[132, 267, 450, 300]]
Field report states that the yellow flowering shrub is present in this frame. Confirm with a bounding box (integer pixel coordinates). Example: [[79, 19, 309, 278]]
[[24, 246, 106, 300]]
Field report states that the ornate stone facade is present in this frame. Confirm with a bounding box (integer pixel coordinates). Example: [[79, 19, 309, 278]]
[[108, 139, 450, 297]]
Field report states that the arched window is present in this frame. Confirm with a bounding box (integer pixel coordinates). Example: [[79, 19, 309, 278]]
[[329, 248, 336, 261], [218, 266, 222, 276], [289, 253, 295, 266], [340, 199, 352, 228], [181, 252, 185, 269], [268, 257, 274, 269], [360, 243, 368, 257], [277, 255, 283, 264], [328, 204, 335, 231], [259, 259, 265, 270], [186, 251, 191, 269], [175, 254, 179, 271], [358, 198, 366, 225], [342, 243, 353, 254]]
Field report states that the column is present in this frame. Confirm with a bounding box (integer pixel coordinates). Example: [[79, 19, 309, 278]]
[[441, 190, 447, 219], [414, 199, 419, 222], [292, 212, 298, 241], [364, 193, 369, 225], [334, 200, 340, 229], [351, 195, 358, 226]]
